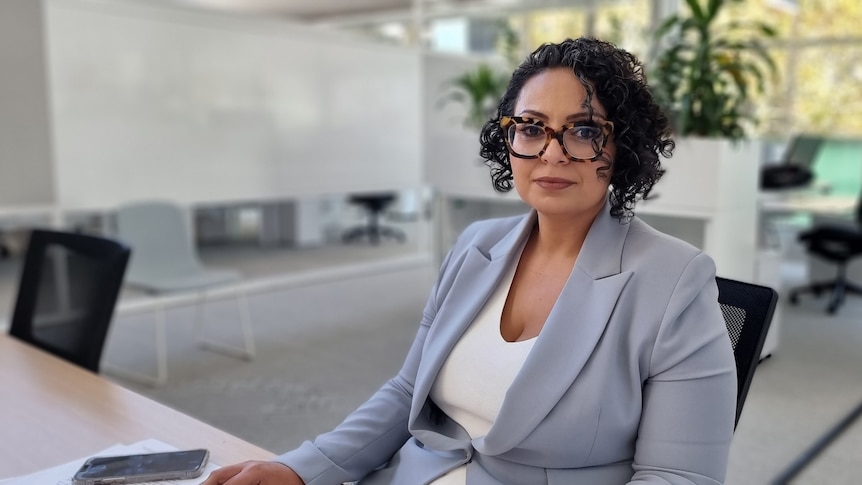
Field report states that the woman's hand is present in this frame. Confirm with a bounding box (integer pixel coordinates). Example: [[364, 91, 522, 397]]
[[199, 460, 305, 485]]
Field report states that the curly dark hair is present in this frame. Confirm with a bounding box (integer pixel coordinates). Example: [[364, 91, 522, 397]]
[[479, 37, 674, 220]]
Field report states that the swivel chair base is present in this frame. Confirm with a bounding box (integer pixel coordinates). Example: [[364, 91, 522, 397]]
[[342, 225, 406, 245], [342, 193, 407, 246], [789, 274, 862, 315]]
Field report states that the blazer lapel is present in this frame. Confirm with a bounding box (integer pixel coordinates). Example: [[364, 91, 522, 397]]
[[410, 213, 536, 444], [476, 203, 633, 455]]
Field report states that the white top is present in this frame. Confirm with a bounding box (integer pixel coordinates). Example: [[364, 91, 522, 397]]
[[428, 258, 536, 484]]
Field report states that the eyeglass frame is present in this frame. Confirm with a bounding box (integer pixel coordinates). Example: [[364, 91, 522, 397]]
[[500, 116, 615, 163]]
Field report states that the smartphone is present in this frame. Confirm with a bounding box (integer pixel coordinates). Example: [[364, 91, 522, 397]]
[[71, 449, 209, 485]]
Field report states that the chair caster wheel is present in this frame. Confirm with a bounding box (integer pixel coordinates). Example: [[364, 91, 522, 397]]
[[789, 293, 799, 305]]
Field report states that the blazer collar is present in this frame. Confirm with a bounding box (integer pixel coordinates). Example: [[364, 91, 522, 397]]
[[478, 199, 634, 454], [483, 198, 628, 279], [571, 198, 627, 279], [476, 268, 632, 455], [411, 198, 633, 454]]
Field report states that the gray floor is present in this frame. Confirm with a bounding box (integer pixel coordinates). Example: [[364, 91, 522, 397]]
[[2, 238, 861, 484]]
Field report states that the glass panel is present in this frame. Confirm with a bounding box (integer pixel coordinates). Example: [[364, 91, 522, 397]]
[[796, 0, 862, 39], [791, 46, 862, 137], [758, 44, 862, 138], [724, 0, 796, 39], [723, 0, 862, 137], [593, 0, 651, 58], [811, 139, 862, 198], [513, 8, 589, 49]]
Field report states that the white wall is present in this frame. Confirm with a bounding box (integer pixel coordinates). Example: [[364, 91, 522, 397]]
[[44, 0, 423, 210], [0, 0, 56, 206]]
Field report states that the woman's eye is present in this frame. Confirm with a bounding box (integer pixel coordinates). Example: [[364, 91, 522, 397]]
[[569, 125, 601, 140], [518, 125, 544, 137]]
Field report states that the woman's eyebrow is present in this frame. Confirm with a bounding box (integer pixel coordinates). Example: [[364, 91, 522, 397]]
[[517, 109, 607, 122], [516, 109, 547, 119], [567, 111, 608, 122]]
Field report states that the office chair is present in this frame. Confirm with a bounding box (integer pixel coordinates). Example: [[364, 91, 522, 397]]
[[760, 135, 822, 190], [8, 229, 131, 373], [112, 200, 255, 386], [342, 193, 406, 245], [715, 276, 779, 429], [787, 196, 862, 314]]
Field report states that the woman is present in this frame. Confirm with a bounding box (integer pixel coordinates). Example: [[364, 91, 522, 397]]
[[202, 37, 737, 485]]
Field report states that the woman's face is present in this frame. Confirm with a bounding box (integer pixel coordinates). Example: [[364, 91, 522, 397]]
[[509, 68, 614, 221]]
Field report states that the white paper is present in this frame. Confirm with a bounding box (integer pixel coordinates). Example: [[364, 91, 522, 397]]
[[0, 439, 219, 485]]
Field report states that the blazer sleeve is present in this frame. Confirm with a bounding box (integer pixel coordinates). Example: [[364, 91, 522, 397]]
[[628, 252, 738, 485], [273, 246, 458, 485]]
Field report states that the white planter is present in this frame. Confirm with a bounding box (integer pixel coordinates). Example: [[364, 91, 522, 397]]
[[425, 131, 490, 199], [643, 137, 761, 215], [637, 137, 762, 283]]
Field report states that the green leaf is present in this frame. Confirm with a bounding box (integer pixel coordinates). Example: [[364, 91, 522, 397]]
[[706, 0, 722, 19], [654, 14, 682, 38], [685, 0, 706, 22]]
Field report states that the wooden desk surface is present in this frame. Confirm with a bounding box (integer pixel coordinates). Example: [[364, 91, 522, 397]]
[[0, 335, 274, 479]]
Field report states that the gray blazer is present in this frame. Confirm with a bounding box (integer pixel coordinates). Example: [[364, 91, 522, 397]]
[[277, 201, 737, 485]]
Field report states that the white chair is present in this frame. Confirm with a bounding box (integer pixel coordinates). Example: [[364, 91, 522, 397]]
[[107, 200, 255, 386]]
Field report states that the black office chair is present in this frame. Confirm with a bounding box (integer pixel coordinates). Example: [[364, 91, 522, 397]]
[[787, 196, 862, 314], [8, 229, 131, 373], [342, 193, 406, 245], [715, 276, 779, 429], [760, 135, 822, 190]]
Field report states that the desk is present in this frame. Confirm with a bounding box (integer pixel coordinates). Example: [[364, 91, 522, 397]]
[[0, 335, 274, 479], [759, 192, 857, 217], [0, 205, 60, 256], [758, 192, 858, 275], [757, 191, 856, 260]]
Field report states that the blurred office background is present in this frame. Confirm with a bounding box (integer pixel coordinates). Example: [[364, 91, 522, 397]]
[[1, 0, 861, 483]]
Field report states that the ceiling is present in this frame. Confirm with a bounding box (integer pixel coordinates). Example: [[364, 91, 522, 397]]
[[152, 0, 602, 26], [174, 0, 412, 22]]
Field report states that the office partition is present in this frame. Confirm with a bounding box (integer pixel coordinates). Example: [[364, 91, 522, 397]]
[[0, 0, 55, 207]]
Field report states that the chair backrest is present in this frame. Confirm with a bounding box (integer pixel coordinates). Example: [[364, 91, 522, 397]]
[[715, 276, 779, 428], [854, 190, 862, 225], [760, 135, 823, 190], [349, 193, 398, 213], [9, 229, 131, 372], [115, 200, 202, 280], [781, 135, 823, 167]]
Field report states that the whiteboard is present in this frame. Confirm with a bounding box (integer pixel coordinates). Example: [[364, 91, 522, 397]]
[[45, 0, 423, 210]]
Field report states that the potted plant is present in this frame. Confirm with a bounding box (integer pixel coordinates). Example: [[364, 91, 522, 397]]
[[437, 20, 520, 130], [650, 0, 778, 140], [438, 63, 510, 130], [638, 0, 782, 288]]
